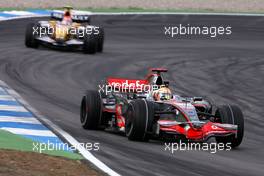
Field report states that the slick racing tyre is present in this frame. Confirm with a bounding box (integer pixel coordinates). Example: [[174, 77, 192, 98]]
[[80, 90, 102, 129], [83, 29, 97, 54], [125, 99, 155, 141], [215, 104, 244, 148], [97, 27, 104, 52], [25, 22, 39, 48]]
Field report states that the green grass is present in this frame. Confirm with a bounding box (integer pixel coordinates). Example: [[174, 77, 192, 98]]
[[0, 129, 83, 160]]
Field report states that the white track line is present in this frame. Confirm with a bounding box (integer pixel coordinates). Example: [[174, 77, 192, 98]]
[[0, 80, 120, 176], [0, 11, 264, 22], [1, 127, 57, 137], [0, 116, 41, 124], [92, 12, 264, 16], [0, 105, 28, 112], [45, 10, 264, 16], [3, 11, 35, 16]]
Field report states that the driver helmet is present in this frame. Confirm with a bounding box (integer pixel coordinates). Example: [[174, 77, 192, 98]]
[[153, 86, 172, 101], [62, 8, 72, 24]]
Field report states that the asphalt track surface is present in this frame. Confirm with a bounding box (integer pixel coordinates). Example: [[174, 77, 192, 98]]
[[0, 15, 264, 176]]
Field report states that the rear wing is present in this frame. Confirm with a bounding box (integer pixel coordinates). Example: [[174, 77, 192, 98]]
[[150, 68, 168, 73], [107, 78, 149, 93], [51, 10, 91, 23]]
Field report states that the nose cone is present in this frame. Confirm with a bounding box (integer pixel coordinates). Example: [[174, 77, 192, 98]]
[[55, 25, 68, 42]]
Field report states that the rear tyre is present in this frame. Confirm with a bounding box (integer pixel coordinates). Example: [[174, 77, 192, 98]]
[[97, 27, 104, 52], [125, 99, 154, 141], [25, 22, 39, 48], [83, 30, 97, 54], [80, 90, 102, 129], [215, 105, 244, 148]]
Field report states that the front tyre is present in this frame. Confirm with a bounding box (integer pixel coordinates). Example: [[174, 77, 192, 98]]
[[215, 104, 244, 148], [80, 90, 102, 129], [97, 27, 104, 52], [25, 23, 39, 48], [125, 99, 154, 141], [83, 30, 97, 54]]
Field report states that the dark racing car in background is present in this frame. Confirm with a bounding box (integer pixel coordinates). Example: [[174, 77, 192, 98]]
[[80, 68, 244, 148], [25, 7, 104, 54]]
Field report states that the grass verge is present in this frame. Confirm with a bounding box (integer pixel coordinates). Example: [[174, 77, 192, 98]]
[[0, 129, 83, 160]]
